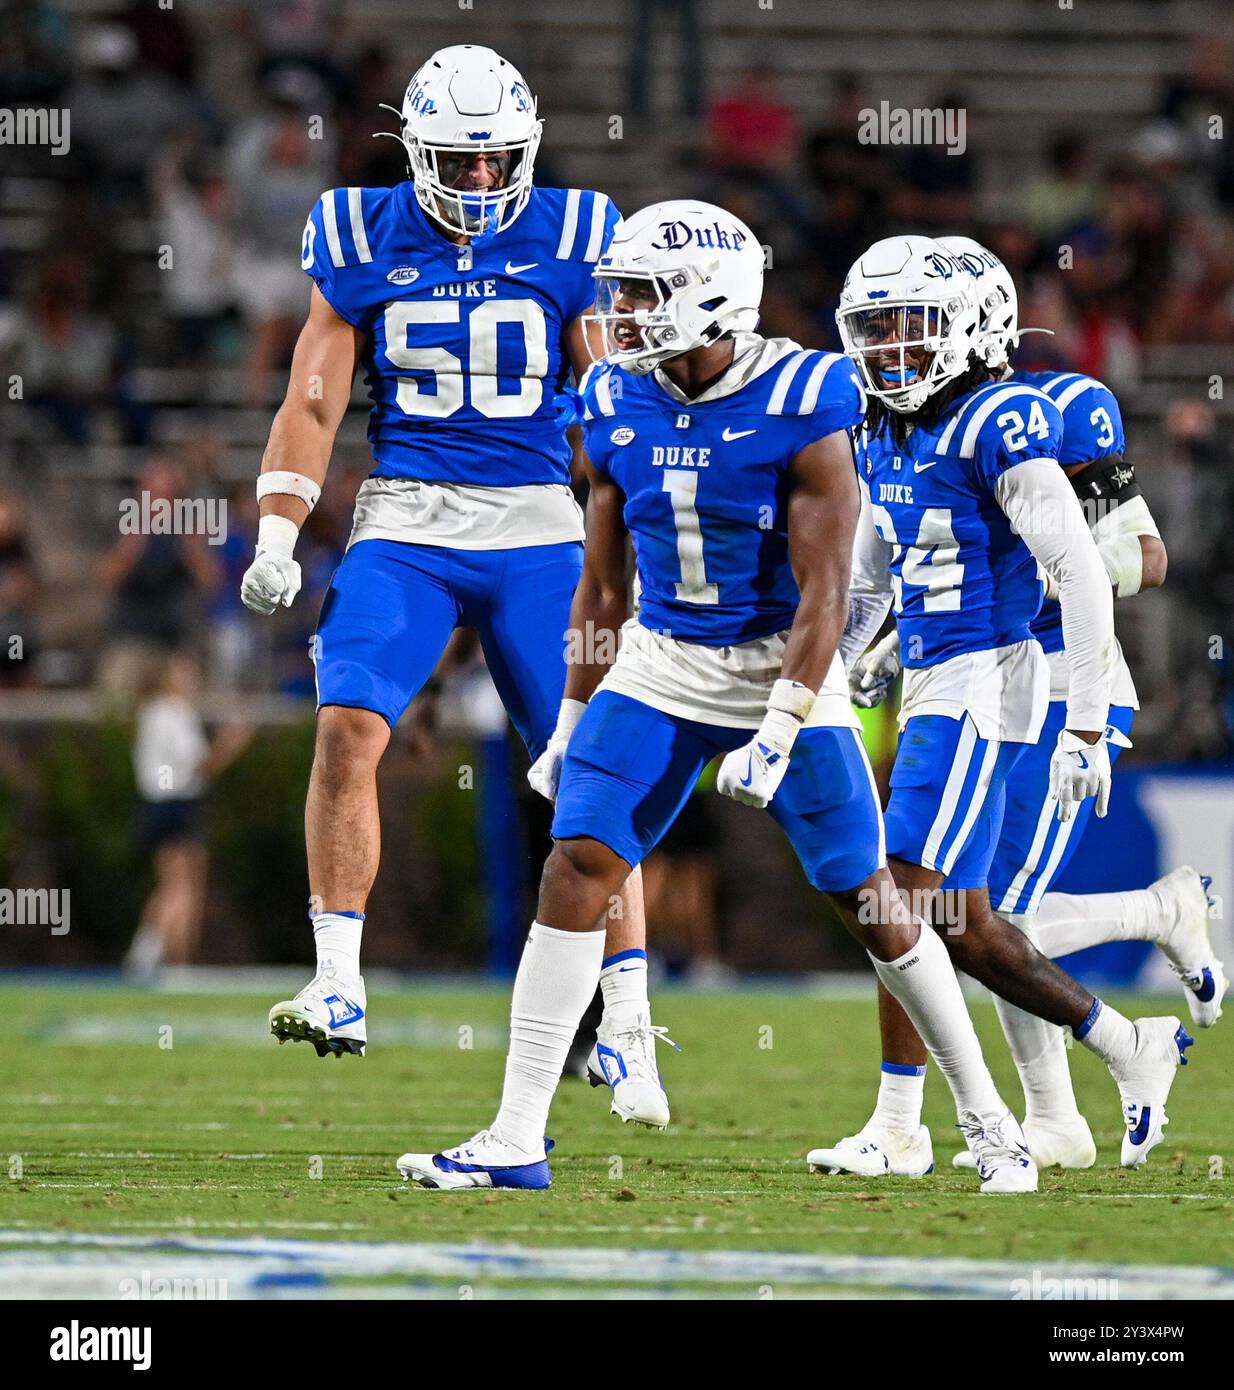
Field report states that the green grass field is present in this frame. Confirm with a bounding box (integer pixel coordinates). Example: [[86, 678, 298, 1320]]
[[3, 979, 1232, 1297]]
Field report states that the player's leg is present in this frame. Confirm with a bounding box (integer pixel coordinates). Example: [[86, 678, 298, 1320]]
[[270, 540, 461, 1057], [970, 700, 1115, 1168], [827, 714, 1023, 1168], [836, 714, 1193, 1169], [468, 543, 659, 1110], [397, 693, 718, 1188], [769, 727, 1034, 1191], [1032, 872, 1224, 1029]]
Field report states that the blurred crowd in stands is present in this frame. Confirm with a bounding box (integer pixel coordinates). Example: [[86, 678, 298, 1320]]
[[0, 0, 1231, 763]]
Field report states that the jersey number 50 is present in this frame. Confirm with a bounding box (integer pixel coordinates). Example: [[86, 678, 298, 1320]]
[[383, 300, 548, 419]]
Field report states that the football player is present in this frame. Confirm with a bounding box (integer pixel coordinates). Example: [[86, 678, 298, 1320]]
[[241, 45, 668, 1126], [840, 236, 1223, 1175], [805, 235, 1192, 1184], [397, 200, 1051, 1194]]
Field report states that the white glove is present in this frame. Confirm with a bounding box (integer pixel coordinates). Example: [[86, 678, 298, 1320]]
[[527, 698, 587, 802], [1048, 724, 1132, 822], [241, 516, 302, 615], [849, 630, 901, 709], [716, 678, 816, 809]]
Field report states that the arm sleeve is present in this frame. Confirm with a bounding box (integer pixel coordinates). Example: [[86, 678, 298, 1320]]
[[996, 458, 1116, 731], [839, 476, 895, 670]]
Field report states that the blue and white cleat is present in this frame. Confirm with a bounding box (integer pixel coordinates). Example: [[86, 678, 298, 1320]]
[[953, 1113, 1096, 1171], [587, 1009, 677, 1129], [268, 966, 367, 1058], [807, 1124, 934, 1178], [396, 1131, 553, 1190], [1115, 1018, 1193, 1169], [1154, 868, 1226, 1028], [958, 1110, 1039, 1193]]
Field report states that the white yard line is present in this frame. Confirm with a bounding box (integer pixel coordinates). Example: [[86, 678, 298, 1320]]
[[0, 1230, 1230, 1300]]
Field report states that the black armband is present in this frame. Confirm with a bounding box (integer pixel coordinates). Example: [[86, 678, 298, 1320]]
[[1068, 455, 1140, 511]]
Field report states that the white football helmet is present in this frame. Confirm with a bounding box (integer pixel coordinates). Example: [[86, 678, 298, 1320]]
[[585, 199, 763, 375], [392, 45, 542, 236], [937, 235, 1019, 368], [836, 235, 980, 413]]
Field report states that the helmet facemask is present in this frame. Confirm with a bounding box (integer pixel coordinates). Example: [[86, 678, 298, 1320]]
[[405, 128, 540, 236], [839, 293, 974, 414], [585, 266, 725, 375]]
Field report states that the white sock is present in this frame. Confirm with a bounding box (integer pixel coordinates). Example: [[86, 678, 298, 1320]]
[[492, 921, 607, 1153], [1075, 996, 1137, 1068], [869, 920, 1004, 1121], [993, 912, 1083, 1126], [312, 911, 364, 977], [1034, 888, 1159, 958], [871, 1062, 926, 1132], [599, 949, 649, 1015]]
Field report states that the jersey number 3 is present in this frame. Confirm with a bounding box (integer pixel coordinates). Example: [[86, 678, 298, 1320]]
[[384, 300, 548, 419]]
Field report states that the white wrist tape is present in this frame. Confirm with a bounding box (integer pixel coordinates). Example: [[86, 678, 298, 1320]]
[[257, 470, 322, 512], [554, 698, 587, 741], [757, 678, 817, 755], [257, 513, 300, 557]]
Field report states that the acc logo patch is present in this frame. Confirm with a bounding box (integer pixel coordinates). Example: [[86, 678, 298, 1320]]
[[387, 266, 420, 285], [610, 427, 636, 446]]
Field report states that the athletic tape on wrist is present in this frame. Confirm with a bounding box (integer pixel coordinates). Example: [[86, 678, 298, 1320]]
[[256, 470, 322, 512]]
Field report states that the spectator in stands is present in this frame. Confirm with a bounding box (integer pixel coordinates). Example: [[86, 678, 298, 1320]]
[[241, 0, 348, 109], [0, 0, 71, 105], [1019, 135, 1101, 245], [96, 456, 220, 706], [67, 23, 194, 203], [887, 88, 976, 232], [0, 249, 120, 445], [0, 487, 39, 687], [153, 137, 236, 366], [226, 66, 335, 403], [206, 483, 262, 692], [125, 649, 251, 973]]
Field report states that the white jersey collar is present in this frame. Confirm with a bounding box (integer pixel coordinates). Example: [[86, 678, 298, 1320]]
[[652, 333, 803, 406]]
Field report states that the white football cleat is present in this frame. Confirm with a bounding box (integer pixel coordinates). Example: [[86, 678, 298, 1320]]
[[807, 1124, 934, 1177], [958, 1110, 1039, 1193], [1154, 867, 1225, 1028], [587, 1008, 677, 1129], [1112, 1016, 1193, 1168], [268, 965, 367, 1058], [396, 1130, 553, 1190], [953, 1114, 1096, 1170]]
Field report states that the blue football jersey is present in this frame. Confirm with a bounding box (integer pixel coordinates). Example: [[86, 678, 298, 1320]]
[[1013, 370, 1127, 655], [858, 379, 1064, 666], [581, 345, 866, 646], [301, 183, 619, 487]]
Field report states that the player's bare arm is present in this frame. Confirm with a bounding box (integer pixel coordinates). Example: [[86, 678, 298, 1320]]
[[778, 430, 862, 693], [241, 287, 363, 616], [562, 459, 630, 706], [526, 457, 630, 805]]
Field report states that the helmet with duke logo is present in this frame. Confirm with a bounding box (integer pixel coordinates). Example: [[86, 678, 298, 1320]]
[[836, 235, 980, 414], [936, 235, 1019, 369], [393, 45, 542, 237], [584, 200, 763, 375]]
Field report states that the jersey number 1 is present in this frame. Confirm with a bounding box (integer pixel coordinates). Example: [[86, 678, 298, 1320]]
[[663, 471, 718, 605]]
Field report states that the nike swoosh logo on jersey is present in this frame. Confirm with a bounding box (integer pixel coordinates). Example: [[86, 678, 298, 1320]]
[[722, 428, 757, 442], [914, 460, 937, 472], [505, 260, 539, 275]]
